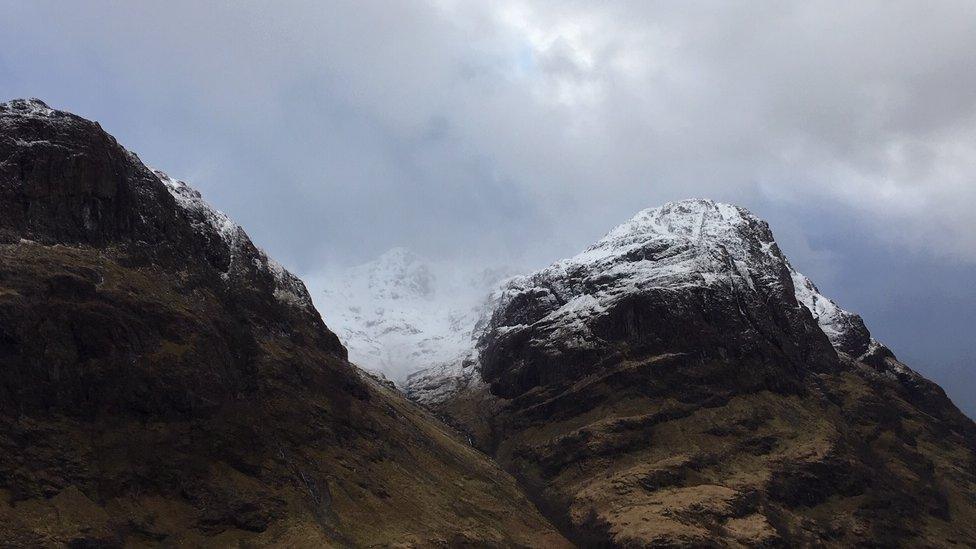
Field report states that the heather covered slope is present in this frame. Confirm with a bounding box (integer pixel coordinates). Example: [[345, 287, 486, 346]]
[[0, 99, 567, 547], [409, 200, 976, 546]]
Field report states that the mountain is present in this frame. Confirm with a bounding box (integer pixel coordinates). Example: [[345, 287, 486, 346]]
[[0, 99, 568, 547], [406, 199, 976, 546], [6, 98, 973, 547], [313, 248, 510, 383]]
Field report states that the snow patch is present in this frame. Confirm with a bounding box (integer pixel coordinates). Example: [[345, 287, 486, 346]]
[[0, 98, 56, 118], [153, 168, 313, 309]]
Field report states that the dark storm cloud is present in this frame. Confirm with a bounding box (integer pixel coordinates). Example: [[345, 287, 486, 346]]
[[0, 0, 973, 414]]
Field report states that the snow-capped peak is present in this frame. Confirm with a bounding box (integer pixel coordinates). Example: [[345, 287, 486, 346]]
[[606, 199, 757, 243], [406, 199, 913, 404], [0, 98, 57, 118], [605, 200, 879, 362], [486, 200, 788, 339], [575, 199, 779, 266], [499, 198, 876, 357]]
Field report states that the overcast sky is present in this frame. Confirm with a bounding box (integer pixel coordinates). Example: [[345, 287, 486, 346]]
[[1, 1, 974, 416]]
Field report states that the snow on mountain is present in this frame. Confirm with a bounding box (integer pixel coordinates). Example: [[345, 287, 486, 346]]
[[310, 248, 512, 384], [0, 98, 56, 118], [406, 199, 913, 402], [478, 199, 800, 357], [153, 169, 313, 309], [790, 270, 876, 358], [495, 198, 892, 359], [0, 98, 314, 312]]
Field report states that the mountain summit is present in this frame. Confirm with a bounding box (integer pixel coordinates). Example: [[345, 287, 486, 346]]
[[407, 198, 976, 546]]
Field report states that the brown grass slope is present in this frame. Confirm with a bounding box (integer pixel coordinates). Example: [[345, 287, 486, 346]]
[[435, 353, 976, 547]]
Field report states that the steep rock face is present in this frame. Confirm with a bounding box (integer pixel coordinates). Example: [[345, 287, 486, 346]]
[[0, 99, 567, 547], [410, 199, 976, 546]]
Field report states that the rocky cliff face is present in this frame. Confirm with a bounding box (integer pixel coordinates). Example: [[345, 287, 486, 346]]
[[409, 199, 976, 546], [0, 99, 567, 547]]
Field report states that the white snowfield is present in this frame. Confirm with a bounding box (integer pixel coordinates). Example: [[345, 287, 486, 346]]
[[405, 199, 919, 403], [312, 248, 512, 385]]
